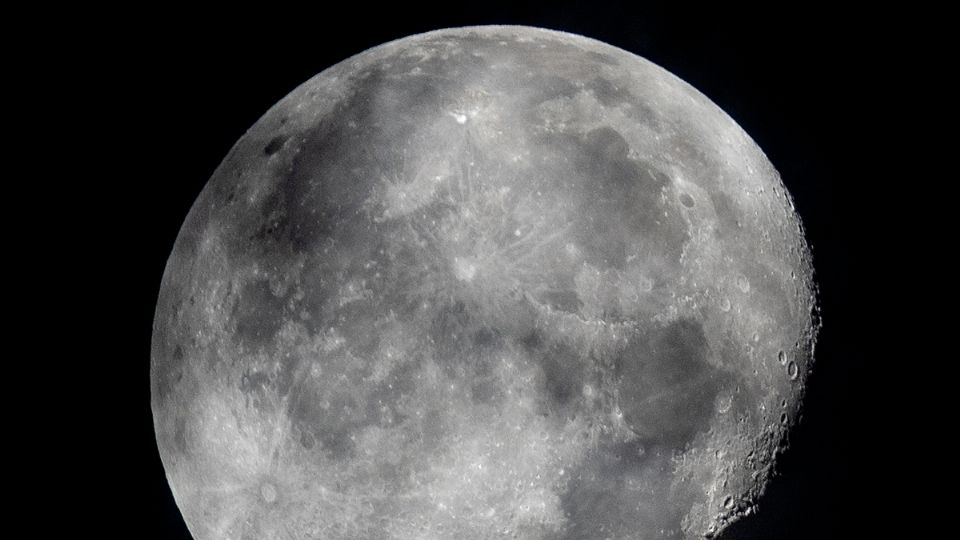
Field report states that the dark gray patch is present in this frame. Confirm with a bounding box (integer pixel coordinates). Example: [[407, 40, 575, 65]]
[[244, 74, 405, 258], [616, 318, 726, 447], [607, 438, 649, 467], [429, 299, 475, 373], [584, 126, 630, 164], [318, 427, 355, 460], [419, 408, 447, 448], [154, 342, 185, 401], [396, 344, 430, 393], [641, 163, 672, 188], [296, 280, 336, 334], [275, 351, 300, 398], [576, 212, 627, 269], [280, 119, 375, 253], [173, 415, 188, 454], [513, 73, 580, 113], [473, 327, 500, 348], [339, 311, 382, 363], [710, 191, 743, 239], [586, 76, 632, 107], [586, 50, 620, 66], [531, 74, 580, 102], [558, 441, 683, 540], [291, 387, 361, 461], [565, 127, 675, 270], [263, 135, 287, 156], [519, 328, 544, 352], [470, 376, 503, 405], [620, 163, 690, 263], [375, 460, 414, 494], [533, 288, 583, 314], [300, 430, 315, 449], [232, 279, 285, 349], [517, 330, 586, 408], [537, 341, 585, 407], [240, 370, 270, 395], [364, 392, 399, 428]]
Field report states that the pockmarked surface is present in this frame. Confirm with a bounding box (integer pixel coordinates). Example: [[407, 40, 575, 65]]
[[152, 26, 818, 540]]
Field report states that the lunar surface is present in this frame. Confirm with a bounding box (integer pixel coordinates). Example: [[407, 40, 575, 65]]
[[151, 26, 818, 540]]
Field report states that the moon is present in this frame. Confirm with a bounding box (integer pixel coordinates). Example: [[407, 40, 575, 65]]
[[151, 26, 818, 540]]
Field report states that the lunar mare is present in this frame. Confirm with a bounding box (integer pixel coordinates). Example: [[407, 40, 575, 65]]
[[151, 26, 818, 540]]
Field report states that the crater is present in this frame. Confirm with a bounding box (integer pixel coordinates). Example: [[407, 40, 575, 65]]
[[260, 481, 277, 503]]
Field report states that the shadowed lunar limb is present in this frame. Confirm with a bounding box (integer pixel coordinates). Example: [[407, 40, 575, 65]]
[[152, 26, 818, 540]]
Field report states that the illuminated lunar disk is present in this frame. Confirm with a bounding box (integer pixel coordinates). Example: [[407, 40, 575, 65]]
[[151, 25, 818, 540]]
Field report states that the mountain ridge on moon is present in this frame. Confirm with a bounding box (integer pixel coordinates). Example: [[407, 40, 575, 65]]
[[151, 25, 818, 540]]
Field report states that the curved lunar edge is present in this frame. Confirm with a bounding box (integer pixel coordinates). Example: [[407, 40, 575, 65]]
[[151, 26, 818, 540]]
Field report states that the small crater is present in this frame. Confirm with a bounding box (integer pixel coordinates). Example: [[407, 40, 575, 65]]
[[453, 256, 477, 282], [723, 495, 734, 509], [719, 297, 731, 312], [679, 193, 695, 208], [787, 361, 799, 380], [300, 431, 315, 450], [737, 275, 750, 293], [716, 393, 732, 414], [778, 350, 788, 365], [260, 482, 277, 503]]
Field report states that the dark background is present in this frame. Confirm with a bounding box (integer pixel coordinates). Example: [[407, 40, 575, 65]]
[[63, 2, 897, 538]]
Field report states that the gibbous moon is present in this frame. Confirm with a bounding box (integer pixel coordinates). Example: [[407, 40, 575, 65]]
[[152, 26, 818, 539]]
